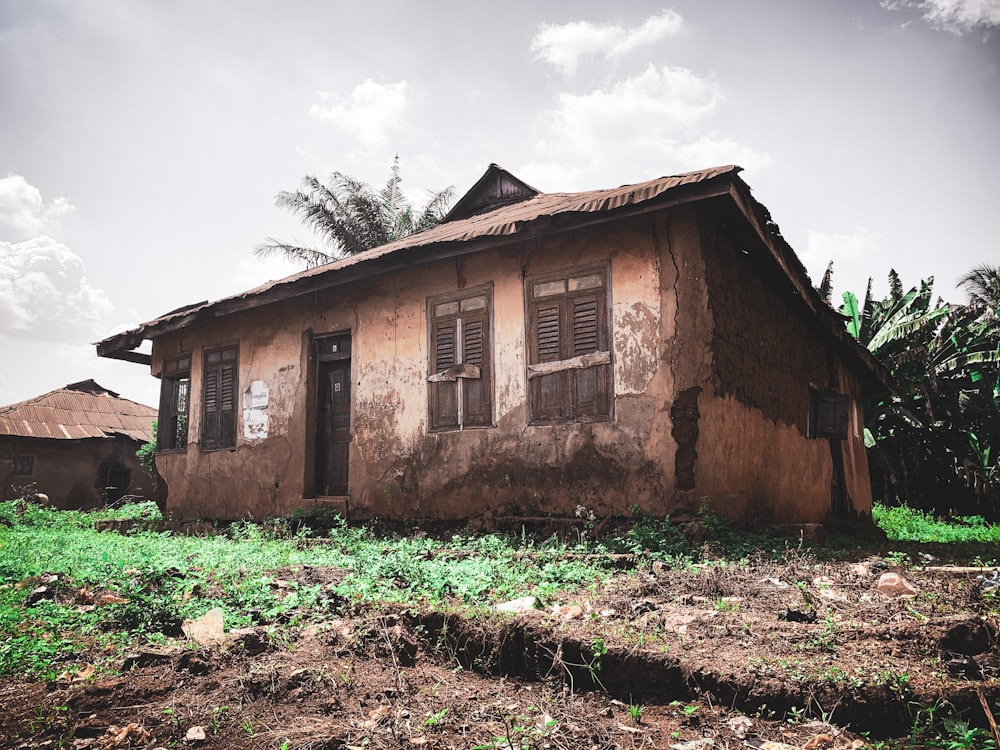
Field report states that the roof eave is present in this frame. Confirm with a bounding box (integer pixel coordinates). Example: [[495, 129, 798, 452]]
[[95, 173, 739, 361], [722, 178, 894, 394]]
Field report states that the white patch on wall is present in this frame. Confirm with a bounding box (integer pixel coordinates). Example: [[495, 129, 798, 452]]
[[243, 380, 269, 441]]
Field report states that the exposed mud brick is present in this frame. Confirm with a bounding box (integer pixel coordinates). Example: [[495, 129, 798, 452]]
[[699, 208, 827, 433], [671, 387, 701, 491]]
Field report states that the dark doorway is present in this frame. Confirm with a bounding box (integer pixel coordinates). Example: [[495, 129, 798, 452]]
[[315, 334, 352, 496]]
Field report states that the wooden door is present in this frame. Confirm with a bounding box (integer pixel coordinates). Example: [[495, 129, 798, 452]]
[[317, 357, 351, 495]]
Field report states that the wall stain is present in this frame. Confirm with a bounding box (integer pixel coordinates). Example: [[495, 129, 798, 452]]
[[671, 386, 701, 491]]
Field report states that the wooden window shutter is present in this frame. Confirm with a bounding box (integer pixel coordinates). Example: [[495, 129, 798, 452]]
[[531, 301, 566, 420], [571, 298, 599, 355], [429, 318, 459, 431], [462, 314, 490, 426], [810, 390, 850, 440], [218, 362, 236, 446], [525, 266, 612, 424], [571, 295, 609, 417], [427, 288, 493, 431], [203, 364, 220, 447], [202, 348, 238, 449]]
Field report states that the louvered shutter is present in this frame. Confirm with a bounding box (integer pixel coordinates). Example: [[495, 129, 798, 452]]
[[571, 295, 609, 417], [202, 348, 238, 449], [429, 318, 459, 430], [203, 364, 220, 448], [531, 302, 565, 420], [218, 362, 236, 447], [462, 313, 489, 426], [526, 268, 611, 423]]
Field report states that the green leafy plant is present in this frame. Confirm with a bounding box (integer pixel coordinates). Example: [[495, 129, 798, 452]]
[[424, 708, 448, 727], [136, 421, 157, 475], [627, 703, 644, 724]]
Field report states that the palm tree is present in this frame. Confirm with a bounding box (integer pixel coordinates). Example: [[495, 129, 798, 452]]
[[958, 264, 1000, 318], [256, 156, 454, 268]]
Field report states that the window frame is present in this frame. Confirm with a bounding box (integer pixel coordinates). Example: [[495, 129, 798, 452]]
[[426, 284, 494, 432], [523, 263, 614, 425], [201, 345, 239, 451], [13, 455, 34, 476], [157, 354, 191, 452], [808, 387, 851, 440], [104, 467, 132, 503]]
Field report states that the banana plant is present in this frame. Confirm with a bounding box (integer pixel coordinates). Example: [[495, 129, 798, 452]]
[[839, 268, 1000, 513]]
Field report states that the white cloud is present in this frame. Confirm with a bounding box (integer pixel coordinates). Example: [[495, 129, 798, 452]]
[[921, 0, 1000, 29], [543, 65, 722, 150], [528, 65, 769, 187], [310, 79, 409, 148], [882, 0, 1000, 31], [0, 174, 75, 241], [0, 338, 159, 407], [670, 135, 773, 175], [515, 161, 586, 192], [229, 253, 300, 297], [532, 9, 684, 76], [802, 227, 883, 298], [805, 227, 882, 265], [0, 236, 112, 339]]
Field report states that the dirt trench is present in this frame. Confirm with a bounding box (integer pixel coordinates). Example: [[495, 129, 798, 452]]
[[5, 557, 1000, 748]]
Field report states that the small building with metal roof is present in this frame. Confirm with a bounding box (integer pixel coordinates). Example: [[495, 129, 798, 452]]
[[0, 380, 158, 507], [96, 164, 889, 525]]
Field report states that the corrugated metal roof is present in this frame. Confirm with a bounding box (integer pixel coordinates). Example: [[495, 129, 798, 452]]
[[0, 380, 156, 442], [98, 165, 741, 347], [230, 164, 741, 294]]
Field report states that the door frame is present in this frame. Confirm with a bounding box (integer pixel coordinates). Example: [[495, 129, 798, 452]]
[[307, 330, 353, 498]]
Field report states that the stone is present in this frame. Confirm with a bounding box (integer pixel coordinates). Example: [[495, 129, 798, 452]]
[[181, 607, 225, 645], [185, 725, 207, 741], [818, 588, 849, 603], [550, 603, 585, 620], [760, 577, 789, 588], [875, 572, 918, 597], [849, 563, 872, 578], [727, 715, 753, 738], [496, 596, 537, 614], [669, 739, 714, 750]]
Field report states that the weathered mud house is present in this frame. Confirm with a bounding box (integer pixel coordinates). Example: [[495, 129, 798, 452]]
[[0, 380, 158, 507], [97, 164, 888, 524]]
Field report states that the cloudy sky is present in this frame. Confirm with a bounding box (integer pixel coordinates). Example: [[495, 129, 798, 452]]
[[1, 0, 998, 407]]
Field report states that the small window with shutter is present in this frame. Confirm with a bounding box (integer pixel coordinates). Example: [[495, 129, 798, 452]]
[[158, 354, 191, 451], [525, 265, 612, 423], [427, 285, 493, 432], [809, 388, 851, 440], [201, 346, 238, 450], [13, 456, 34, 476]]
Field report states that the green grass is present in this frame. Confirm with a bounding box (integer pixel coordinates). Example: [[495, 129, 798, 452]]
[[873, 502, 1000, 544], [0, 499, 614, 678], [8, 497, 994, 681]]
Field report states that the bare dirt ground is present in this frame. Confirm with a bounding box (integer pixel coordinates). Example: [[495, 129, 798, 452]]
[[3, 549, 1000, 749]]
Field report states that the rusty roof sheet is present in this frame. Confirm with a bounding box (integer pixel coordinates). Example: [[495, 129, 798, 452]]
[[224, 164, 740, 293], [91, 162, 891, 392], [0, 381, 156, 442], [99, 165, 741, 344]]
